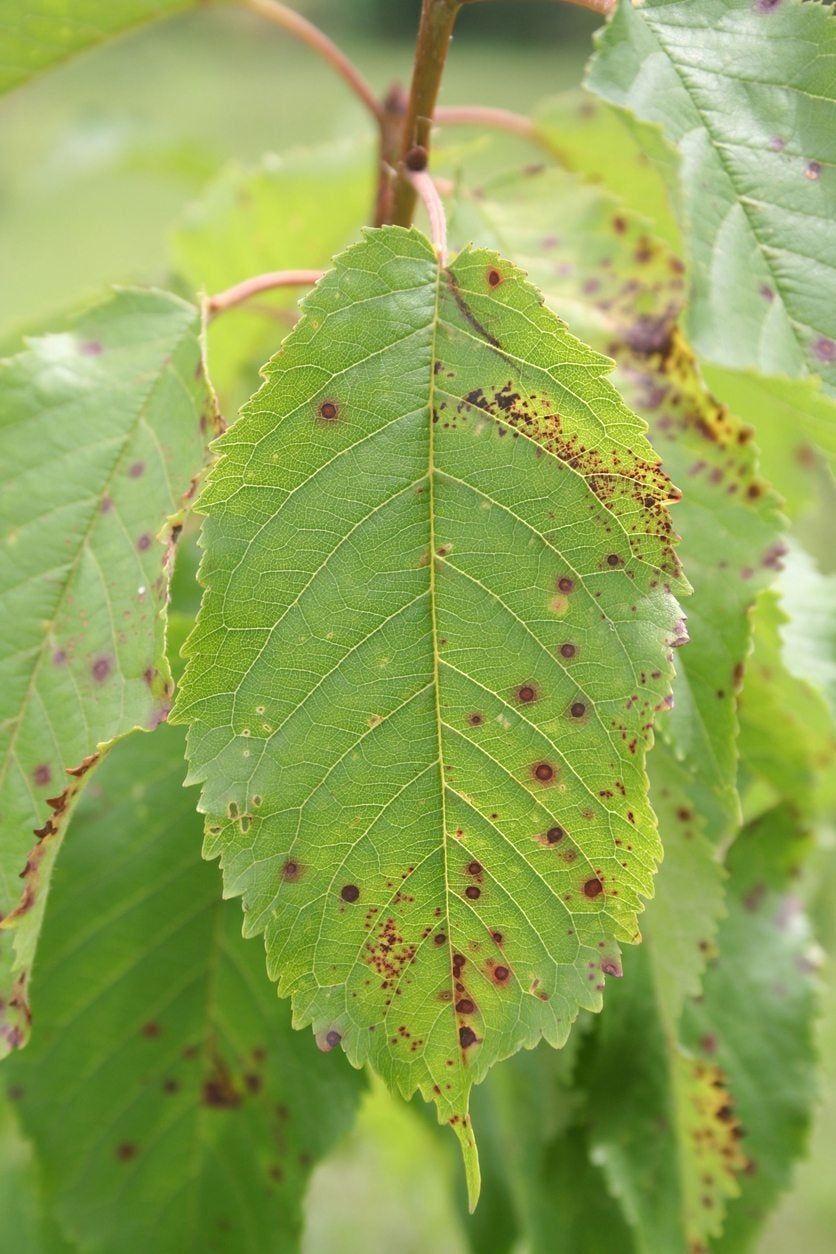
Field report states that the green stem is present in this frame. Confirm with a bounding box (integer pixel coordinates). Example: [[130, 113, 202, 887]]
[[390, 0, 462, 228]]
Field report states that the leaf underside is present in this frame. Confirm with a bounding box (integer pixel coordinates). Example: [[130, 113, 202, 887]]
[[175, 224, 686, 1192], [588, 0, 836, 388], [0, 289, 212, 1054], [5, 724, 362, 1254]]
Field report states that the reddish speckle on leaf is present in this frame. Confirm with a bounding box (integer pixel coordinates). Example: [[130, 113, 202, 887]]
[[456, 998, 475, 1014], [515, 683, 538, 703], [340, 884, 360, 903], [33, 764, 51, 787], [606, 553, 622, 567], [532, 762, 555, 783], [91, 656, 112, 683], [282, 860, 302, 882], [467, 861, 482, 876], [486, 267, 503, 288], [560, 643, 576, 659], [137, 533, 152, 552], [326, 1029, 341, 1048], [128, 461, 145, 478], [570, 702, 586, 719], [141, 1021, 161, 1038], [546, 826, 565, 844], [465, 885, 481, 900], [812, 337, 836, 363], [434, 932, 447, 945], [557, 576, 574, 593], [116, 1142, 137, 1162], [583, 877, 604, 899], [467, 712, 484, 727], [80, 340, 103, 356], [493, 965, 510, 983], [317, 399, 340, 422], [804, 160, 821, 180]]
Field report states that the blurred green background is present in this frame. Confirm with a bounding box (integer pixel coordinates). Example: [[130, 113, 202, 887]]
[[1, 3, 833, 1250]]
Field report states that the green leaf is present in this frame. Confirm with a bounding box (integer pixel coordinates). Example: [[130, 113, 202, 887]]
[[533, 90, 681, 250], [776, 544, 836, 722], [579, 751, 743, 1251], [0, 0, 196, 93], [173, 224, 687, 1198], [5, 723, 363, 1252], [448, 164, 784, 839], [701, 366, 836, 522], [683, 805, 819, 1251], [588, 0, 836, 387], [0, 1091, 72, 1253], [0, 289, 213, 1055], [171, 144, 372, 409], [738, 592, 835, 819]]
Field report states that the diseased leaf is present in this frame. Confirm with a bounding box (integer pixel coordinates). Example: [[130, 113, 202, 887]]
[[701, 366, 836, 522], [171, 144, 372, 408], [738, 592, 835, 819], [579, 753, 742, 1251], [0, 0, 195, 93], [4, 723, 363, 1253], [173, 224, 686, 1196], [683, 805, 819, 1251], [588, 0, 836, 386], [776, 544, 836, 721], [0, 289, 213, 1055], [449, 164, 784, 838], [533, 90, 680, 249]]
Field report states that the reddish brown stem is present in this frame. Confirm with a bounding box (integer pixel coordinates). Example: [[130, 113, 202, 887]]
[[207, 269, 325, 318], [408, 170, 448, 262], [434, 105, 543, 146], [390, 0, 462, 227]]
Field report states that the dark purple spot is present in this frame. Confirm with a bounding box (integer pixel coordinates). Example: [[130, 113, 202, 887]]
[[33, 764, 51, 787], [91, 656, 112, 683], [805, 161, 821, 181], [583, 877, 604, 899], [137, 534, 152, 552], [467, 861, 482, 875], [467, 712, 484, 727], [53, 649, 67, 666], [456, 998, 475, 1014], [494, 965, 509, 983], [325, 1029, 341, 1048], [459, 1026, 477, 1048], [570, 702, 586, 719], [557, 577, 574, 593], [546, 826, 564, 844], [128, 461, 145, 478], [560, 643, 576, 659], [340, 884, 360, 903], [759, 284, 774, 302], [465, 885, 481, 900], [80, 340, 103, 356], [533, 762, 555, 783], [282, 860, 301, 882], [606, 554, 622, 567], [812, 337, 836, 363]]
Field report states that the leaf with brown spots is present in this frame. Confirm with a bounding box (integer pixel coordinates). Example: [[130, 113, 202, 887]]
[[174, 224, 687, 1202], [0, 289, 215, 1056], [3, 724, 362, 1252], [588, 0, 836, 389], [450, 163, 785, 840]]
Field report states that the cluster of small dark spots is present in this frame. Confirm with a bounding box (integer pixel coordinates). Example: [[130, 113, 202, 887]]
[[532, 762, 555, 783], [91, 656, 112, 682], [128, 461, 145, 478], [116, 1142, 137, 1161], [459, 1026, 477, 1048], [557, 576, 574, 593], [486, 267, 503, 288], [317, 399, 340, 421], [467, 712, 483, 727], [583, 877, 604, 899], [282, 860, 302, 882], [559, 643, 576, 659], [546, 826, 565, 844], [569, 701, 586, 719], [340, 884, 360, 903], [515, 683, 538, 703]]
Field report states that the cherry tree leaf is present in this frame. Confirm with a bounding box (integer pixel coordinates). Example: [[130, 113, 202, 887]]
[[588, 0, 836, 387], [682, 805, 819, 1251], [0, 289, 214, 1056], [4, 724, 363, 1253], [449, 164, 784, 839], [0, 1, 195, 93], [173, 224, 686, 1200]]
